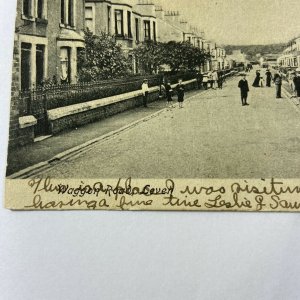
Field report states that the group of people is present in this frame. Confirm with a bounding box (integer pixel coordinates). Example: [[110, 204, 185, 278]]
[[141, 70, 229, 109], [238, 67, 300, 106], [252, 69, 284, 98], [245, 63, 253, 72], [252, 69, 273, 88], [141, 78, 185, 109], [201, 70, 225, 90]]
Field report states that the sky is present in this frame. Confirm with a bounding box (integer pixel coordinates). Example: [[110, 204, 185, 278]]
[[153, 0, 300, 45]]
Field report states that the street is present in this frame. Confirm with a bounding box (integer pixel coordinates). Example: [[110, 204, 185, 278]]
[[40, 70, 300, 178]]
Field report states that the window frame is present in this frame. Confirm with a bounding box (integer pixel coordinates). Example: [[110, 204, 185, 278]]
[[115, 9, 124, 37], [85, 5, 95, 34], [107, 6, 111, 34], [127, 11, 132, 39], [22, 0, 47, 21], [60, 0, 76, 28], [143, 20, 150, 41], [152, 21, 156, 42], [135, 18, 139, 42]]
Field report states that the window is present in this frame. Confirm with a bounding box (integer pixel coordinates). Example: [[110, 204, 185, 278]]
[[127, 11, 132, 38], [85, 6, 94, 33], [153, 21, 156, 42], [23, 0, 32, 17], [187, 36, 191, 43], [36, 45, 45, 86], [68, 0, 74, 26], [107, 6, 111, 34], [115, 10, 123, 36], [21, 43, 46, 90], [135, 18, 139, 42], [143, 20, 150, 41], [37, 0, 44, 19], [60, 47, 71, 83], [61, 0, 75, 26], [21, 43, 31, 90], [61, 0, 65, 23]]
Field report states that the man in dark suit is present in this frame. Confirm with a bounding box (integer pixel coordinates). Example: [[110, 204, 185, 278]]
[[293, 72, 300, 105], [238, 73, 250, 106]]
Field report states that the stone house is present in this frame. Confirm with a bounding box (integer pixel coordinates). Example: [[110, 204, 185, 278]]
[[9, 0, 86, 147]]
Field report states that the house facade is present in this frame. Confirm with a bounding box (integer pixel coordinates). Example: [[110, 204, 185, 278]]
[[9, 0, 86, 148], [16, 0, 86, 90], [278, 37, 300, 69], [85, 0, 157, 72]]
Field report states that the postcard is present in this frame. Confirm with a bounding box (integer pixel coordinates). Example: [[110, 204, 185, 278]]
[[5, 0, 300, 211]]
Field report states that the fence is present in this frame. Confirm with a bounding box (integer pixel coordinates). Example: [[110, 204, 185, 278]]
[[18, 70, 232, 137], [21, 75, 162, 113]]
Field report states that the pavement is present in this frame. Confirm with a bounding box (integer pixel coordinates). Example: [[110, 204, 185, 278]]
[[9, 68, 300, 179], [6, 86, 211, 177]]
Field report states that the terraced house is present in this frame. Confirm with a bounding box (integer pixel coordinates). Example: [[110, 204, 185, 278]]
[[85, 0, 157, 72], [16, 0, 85, 88], [9, 0, 86, 147], [278, 37, 300, 69]]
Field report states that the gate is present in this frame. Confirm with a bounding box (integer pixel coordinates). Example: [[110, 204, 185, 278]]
[[21, 88, 50, 137]]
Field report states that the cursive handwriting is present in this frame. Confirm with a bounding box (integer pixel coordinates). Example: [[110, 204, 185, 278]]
[[25, 194, 109, 210]]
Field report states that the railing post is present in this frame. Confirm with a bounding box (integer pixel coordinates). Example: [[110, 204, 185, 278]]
[[42, 86, 49, 134]]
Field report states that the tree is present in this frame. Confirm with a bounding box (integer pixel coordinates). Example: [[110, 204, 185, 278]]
[[77, 30, 130, 82], [132, 41, 165, 74], [163, 41, 210, 73], [133, 40, 210, 74]]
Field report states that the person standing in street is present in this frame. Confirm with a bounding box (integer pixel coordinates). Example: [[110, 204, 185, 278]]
[[273, 73, 282, 98], [208, 72, 213, 89], [203, 74, 208, 90], [252, 70, 261, 87], [218, 73, 223, 89], [165, 81, 173, 108], [196, 72, 203, 89], [212, 70, 218, 89], [265, 69, 272, 87], [176, 79, 185, 108], [142, 79, 149, 107], [238, 73, 250, 106], [289, 71, 297, 98], [293, 72, 300, 105]]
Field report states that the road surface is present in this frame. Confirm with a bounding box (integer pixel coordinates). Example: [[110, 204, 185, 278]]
[[40, 71, 300, 178]]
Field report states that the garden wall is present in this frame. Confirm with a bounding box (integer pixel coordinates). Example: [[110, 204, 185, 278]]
[[48, 79, 197, 135]]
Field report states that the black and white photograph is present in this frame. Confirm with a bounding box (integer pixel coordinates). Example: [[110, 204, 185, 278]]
[[3, 0, 300, 212], [2, 1, 300, 300]]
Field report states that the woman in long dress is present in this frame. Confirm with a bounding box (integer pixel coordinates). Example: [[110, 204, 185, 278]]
[[252, 70, 261, 87], [266, 69, 272, 87]]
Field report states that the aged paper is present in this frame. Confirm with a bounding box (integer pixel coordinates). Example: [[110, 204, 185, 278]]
[[5, 178, 300, 211], [5, 0, 300, 211]]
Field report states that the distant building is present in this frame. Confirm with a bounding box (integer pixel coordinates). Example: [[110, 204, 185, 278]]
[[259, 54, 279, 68], [278, 37, 300, 69], [226, 49, 247, 68]]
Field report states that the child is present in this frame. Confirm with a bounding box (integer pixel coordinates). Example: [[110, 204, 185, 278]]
[[176, 79, 185, 108], [203, 74, 208, 90], [165, 81, 173, 108]]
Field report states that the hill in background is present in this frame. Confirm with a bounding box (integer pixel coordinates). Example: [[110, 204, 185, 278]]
[[224, 44, 286, 61]]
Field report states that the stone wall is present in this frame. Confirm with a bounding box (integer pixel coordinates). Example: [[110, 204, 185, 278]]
[[49, 79, 197, 135], [8, 34, 36, 149], [49, 88, 160, 134]]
